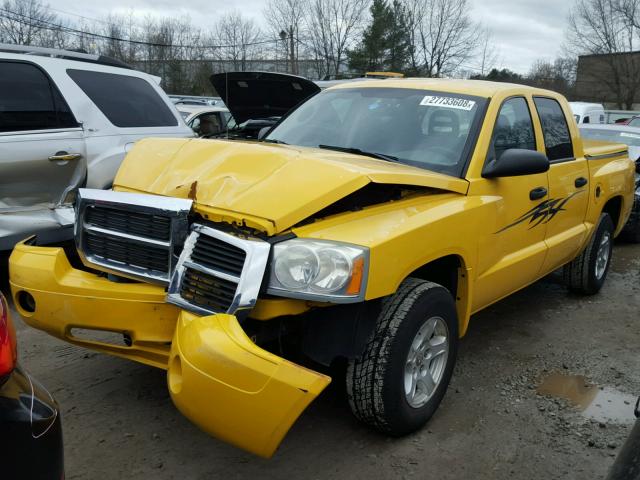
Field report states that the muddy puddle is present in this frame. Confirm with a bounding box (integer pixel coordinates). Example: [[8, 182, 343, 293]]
[[538, 372, 638, 424]]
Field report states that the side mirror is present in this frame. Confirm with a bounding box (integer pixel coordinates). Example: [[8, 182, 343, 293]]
[[482, 149, 550, 178], [258, 127, 270, 140]]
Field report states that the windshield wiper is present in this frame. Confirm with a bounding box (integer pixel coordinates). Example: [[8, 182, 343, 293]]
[[262, 138, 288, 145], [318, 144, 399, 162]]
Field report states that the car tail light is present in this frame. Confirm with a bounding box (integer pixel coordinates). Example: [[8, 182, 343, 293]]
[[0, 292, 17, 378]]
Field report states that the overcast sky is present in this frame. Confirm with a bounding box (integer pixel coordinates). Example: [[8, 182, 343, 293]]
[[47, 0, 571, 74]]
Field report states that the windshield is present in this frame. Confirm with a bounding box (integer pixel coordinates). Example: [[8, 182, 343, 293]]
[[266, 87, 487, 177], [628, 117, 640, 127], [580, 127, 640, 147]]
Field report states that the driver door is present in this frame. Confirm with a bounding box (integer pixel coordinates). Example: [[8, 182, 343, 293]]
[[473, 96, 549, 310]]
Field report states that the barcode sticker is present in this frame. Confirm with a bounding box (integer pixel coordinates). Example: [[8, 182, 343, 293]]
[[420, 95, 476, 111]]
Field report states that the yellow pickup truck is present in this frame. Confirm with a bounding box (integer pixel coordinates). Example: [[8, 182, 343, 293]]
[[9, 79, 635, 457]]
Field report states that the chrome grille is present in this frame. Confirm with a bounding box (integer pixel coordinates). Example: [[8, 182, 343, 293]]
[[75, 189, 192, 284], [85, 205, 171, 241], [167, 224, 270, 316]]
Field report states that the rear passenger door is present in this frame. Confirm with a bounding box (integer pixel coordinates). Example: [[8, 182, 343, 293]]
[[0, 61, 86, 211], [533, 97, 590, 273]]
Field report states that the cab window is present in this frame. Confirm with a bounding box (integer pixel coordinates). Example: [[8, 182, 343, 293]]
[[489, 97, 536, 161], [533, 97, 574, 161]]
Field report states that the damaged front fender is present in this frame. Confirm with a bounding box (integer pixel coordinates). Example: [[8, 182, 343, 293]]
[[168, 311, 331, 458]]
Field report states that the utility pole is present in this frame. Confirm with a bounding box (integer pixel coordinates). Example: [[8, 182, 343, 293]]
[[279, 29, 288, 74], [289, 25, 296, 75]]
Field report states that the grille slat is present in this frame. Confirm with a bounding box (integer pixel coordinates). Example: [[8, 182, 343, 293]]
[[179, 268, 237, 312], [190, 252, 245, 274], [189, 234, 247, 277], [86, 205, 171, 241], [86, 232, 170, 273]]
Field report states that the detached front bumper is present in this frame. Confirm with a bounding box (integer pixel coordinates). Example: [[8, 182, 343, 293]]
[[9, 241, 331, 457], [169, 312, 330, 457]]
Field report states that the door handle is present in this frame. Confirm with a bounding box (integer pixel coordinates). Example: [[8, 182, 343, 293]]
[[529, 187, 548, 201], [575, 177, 588, 188], [48, 151, 82, 162]]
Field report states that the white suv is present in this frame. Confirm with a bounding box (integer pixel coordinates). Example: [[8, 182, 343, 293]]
[[0, 44, 194, 250]]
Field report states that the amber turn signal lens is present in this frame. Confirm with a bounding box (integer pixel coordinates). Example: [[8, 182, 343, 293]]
[[345, 257, 365, 296]]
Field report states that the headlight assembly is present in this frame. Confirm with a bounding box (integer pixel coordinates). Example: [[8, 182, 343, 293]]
[[267, 239, 368, 302]]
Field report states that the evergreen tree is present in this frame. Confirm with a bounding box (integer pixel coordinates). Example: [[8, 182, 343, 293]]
[[348, 0, 391, 72], [385, 0, 411, 72]]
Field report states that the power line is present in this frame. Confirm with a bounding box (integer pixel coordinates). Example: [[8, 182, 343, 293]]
[[0, 7, 282, 49]]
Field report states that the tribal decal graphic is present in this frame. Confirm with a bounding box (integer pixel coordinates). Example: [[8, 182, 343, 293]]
[[495, 191, 583, 234]]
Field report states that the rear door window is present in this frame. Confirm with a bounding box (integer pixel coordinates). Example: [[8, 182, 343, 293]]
[[533, 97, 574, 161], [67, 69, 178, 128], [0, 61, 77, 133]]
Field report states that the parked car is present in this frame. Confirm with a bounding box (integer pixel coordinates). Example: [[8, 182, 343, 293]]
[[209, 71, 320, 139], [569, 101, 606, 124], [579, 124, 640, 241], [9, 79, 635, 458], [626, 115, 640, 127], [0, 291, 64, 479], [604, 109, 640, 124], [0, 43, 194, 251], [169, 95, 222, 106], [607, 398, 640, 480], [179, 107, 237, 137]]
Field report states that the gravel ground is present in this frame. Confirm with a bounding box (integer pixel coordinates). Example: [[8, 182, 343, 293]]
[[1, 241, 639, 480]]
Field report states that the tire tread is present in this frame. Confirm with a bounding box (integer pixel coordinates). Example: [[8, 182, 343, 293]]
[[346, 278, 445, 433]]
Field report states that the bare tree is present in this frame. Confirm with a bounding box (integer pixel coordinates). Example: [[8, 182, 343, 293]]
[[214, 10, 263, 71], [478, 26, 500, 77], [305, 0, 369, 78], [0, 0, 56, 45], [567, 0, 640, 108], [405, 0, 480, 77]]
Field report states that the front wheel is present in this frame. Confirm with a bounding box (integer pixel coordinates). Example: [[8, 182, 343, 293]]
[[563, 213, 615, 295], [346, 278, 458, 436]]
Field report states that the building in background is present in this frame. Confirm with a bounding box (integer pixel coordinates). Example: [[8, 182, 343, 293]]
[[575, 51, 640, 110]]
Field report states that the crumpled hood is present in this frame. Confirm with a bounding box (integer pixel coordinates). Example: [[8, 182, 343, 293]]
[[114, 138, 468, 235]]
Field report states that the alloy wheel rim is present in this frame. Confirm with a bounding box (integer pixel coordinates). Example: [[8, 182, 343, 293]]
[[595, 231, 611, 280], [404, 316, 449, 409]]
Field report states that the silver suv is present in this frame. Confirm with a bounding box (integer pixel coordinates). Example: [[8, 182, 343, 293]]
[[0, 44, 194, 250]]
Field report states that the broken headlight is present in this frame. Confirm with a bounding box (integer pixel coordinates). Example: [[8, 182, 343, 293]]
[[267, 239, 368, 302]]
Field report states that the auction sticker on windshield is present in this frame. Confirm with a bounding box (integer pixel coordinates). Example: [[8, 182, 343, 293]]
[[420, 95, 476, 111]]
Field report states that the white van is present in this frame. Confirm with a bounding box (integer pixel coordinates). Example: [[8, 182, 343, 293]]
[[569, 102, 606, 124]]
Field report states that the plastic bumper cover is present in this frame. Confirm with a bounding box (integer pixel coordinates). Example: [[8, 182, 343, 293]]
[[168, 311, 331, 458], [9, 240, 179, 368]]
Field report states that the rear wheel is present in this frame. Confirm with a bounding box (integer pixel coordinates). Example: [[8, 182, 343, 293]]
[[563, 213, 614, 295], [346, 278, 458, 435]]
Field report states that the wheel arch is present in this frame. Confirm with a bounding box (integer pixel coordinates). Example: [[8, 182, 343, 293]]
[[404, 254, 472, 337], [601, 195, 624, 235]]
